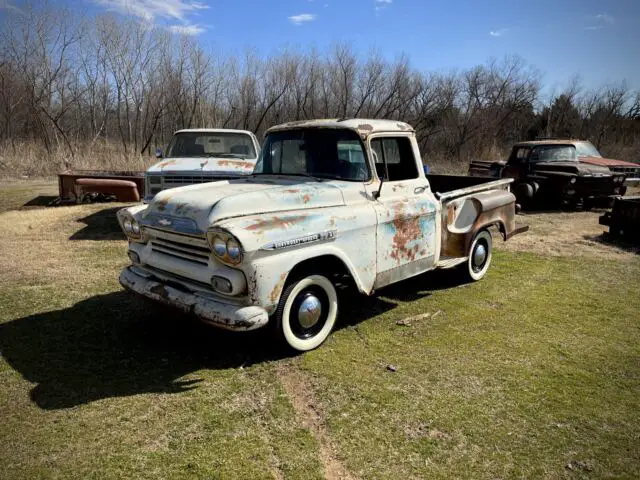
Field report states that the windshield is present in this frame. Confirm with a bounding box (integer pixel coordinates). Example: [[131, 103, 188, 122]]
[[253, 128, 370, 182], [574, 141, 602, 158], [531, 145, 577, 162], [166, 132, 256, 159]]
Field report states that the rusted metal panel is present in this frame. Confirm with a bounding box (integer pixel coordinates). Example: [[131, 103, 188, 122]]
[[58, 170, 144, 203]]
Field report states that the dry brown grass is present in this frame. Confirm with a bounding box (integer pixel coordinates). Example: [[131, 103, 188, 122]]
[[0, 140, 156, 177], [496, 210, 639, 260]]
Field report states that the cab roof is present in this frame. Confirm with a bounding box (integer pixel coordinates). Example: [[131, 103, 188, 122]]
[[513, 139, 588, 147], [174, 128, 254, 135], [265, 119, 414, 138]]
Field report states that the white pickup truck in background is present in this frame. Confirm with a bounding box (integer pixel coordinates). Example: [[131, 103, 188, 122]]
[[119, 119, 528, 351], [145, 128, 261, 202]]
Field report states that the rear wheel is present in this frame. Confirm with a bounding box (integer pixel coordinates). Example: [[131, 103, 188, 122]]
[[273, 274, 338, 352], [461, 230, 492, 282]]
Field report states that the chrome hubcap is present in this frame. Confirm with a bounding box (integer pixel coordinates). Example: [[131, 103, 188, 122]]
[[298, 295, 322, 329], [473, 243, 487, 269]]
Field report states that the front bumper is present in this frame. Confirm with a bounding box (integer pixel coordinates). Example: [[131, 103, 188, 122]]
[[119, 266, 269, 331]]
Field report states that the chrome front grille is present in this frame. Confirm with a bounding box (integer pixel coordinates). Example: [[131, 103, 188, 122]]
[[146, 174, 233, 200], [148, 231, 211, 266], [609, 166, 640, 176], [161, 175, 233, 184]]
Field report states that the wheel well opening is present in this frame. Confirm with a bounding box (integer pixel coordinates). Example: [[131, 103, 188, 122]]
[[288, 255, 356, 290]]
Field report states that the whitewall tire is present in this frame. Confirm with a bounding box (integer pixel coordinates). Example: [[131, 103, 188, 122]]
[[464, 230, 493, 282], [274, 274, 338, 352]]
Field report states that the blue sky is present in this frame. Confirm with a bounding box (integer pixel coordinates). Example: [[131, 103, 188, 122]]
[[2, 0, 639, 92]]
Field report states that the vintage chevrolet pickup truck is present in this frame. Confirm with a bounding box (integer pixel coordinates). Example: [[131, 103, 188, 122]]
[[118, 119, 528, 351]]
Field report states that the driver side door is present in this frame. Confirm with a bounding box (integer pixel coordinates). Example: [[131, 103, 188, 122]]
[[370, 135, 438, 289]]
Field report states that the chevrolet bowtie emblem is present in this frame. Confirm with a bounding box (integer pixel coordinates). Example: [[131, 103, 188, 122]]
[[158, 219, 172, 226]]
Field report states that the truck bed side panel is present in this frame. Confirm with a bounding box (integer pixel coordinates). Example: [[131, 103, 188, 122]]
[[439, 189, 527, 258]]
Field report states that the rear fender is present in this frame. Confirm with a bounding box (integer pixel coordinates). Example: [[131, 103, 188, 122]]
[[440, 190, 527, 257]]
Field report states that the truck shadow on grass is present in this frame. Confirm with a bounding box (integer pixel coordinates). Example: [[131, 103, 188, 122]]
[[69, 207, 127, 241], [0, 284, 431, 410]]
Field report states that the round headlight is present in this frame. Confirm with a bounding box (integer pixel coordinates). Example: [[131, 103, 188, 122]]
[[618, 176, 625, 183], [227, 238, 241, 260], [570, 177, 577, 184], [213, 236, 227, 257], [131, 220, 141, 235], [123, 218, 133, 232]]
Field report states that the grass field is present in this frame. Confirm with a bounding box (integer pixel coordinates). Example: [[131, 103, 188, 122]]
[[0, 181, 639, 479]]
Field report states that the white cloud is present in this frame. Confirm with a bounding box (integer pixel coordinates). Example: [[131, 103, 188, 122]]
[[585, 12, 614, 30], [93, 0, 209, 23], [595, 13, 614, 24], [489, 28, 508, 37], [375, 0, 392, 13], [169, 24, 206, 35], [288, 13, 316, 25]]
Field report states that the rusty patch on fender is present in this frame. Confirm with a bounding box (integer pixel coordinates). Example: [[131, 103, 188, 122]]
[[283, 189, 300, 194], [302, 194, 311, 203], [217, 160, 254, 170], [245, 215, 308, 231], [156, 198, 169, 212], [269, 272, 287, 304]]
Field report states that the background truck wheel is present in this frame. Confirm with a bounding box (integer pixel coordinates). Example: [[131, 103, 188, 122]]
[[461, 230, 493, 282], [514, 183, 535, 209], [273, 274, 338, 352]]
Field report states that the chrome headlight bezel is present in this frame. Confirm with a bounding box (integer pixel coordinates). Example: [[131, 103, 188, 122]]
[[119, 214, 143, 241], [207, 229, 244, 265]]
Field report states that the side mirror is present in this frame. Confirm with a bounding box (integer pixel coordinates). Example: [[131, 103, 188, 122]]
[[155, 148, 163, 159]]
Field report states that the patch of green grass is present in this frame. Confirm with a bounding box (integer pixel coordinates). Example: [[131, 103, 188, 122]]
[[1, 195, 639, 479], [0, 180, 58, 213], [302, 252, 640, 479]]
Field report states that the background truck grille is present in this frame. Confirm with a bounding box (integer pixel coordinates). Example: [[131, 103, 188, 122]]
[[161, 175, 234, 185], [150, 236, 211, 265]]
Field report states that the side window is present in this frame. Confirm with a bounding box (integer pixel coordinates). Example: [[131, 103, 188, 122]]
[[371, 137, 418, 181], [508, 147, 529, 164]]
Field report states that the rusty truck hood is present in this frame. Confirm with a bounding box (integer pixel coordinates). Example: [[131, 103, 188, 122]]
[[142, 177, 345, 233], [147, 157, 257, 176], [578, 156, 639, 168]]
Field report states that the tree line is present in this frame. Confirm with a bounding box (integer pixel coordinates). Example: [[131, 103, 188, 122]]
[[1, 2, 639, 174]]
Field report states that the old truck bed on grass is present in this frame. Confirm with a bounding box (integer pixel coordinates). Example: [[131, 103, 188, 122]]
[[58, 170, 144, 203]]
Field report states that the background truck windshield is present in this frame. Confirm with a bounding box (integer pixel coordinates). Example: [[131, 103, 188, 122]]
[[531, 145, 576, 162], [253, 129, 370, 181], [574, 141, 602, 158], [166, 132, 256, 159]]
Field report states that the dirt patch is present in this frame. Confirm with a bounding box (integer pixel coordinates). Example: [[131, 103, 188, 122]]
[[276, 363, 356, 480], [497, 210, 638, 260]]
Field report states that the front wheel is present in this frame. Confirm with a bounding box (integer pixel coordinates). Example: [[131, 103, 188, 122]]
[[273, 274, 338, 352], [461, 230, 493, 282]]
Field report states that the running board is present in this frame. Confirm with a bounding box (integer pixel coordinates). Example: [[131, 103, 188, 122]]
[[437, 256, 467, 269]]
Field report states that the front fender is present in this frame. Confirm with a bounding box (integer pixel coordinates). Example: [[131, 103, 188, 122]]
[[220, 206, 378, 314], [245, 244, 375, 315]]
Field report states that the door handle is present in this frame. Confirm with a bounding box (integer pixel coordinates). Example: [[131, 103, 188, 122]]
[[414, 186, 428, 194]]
